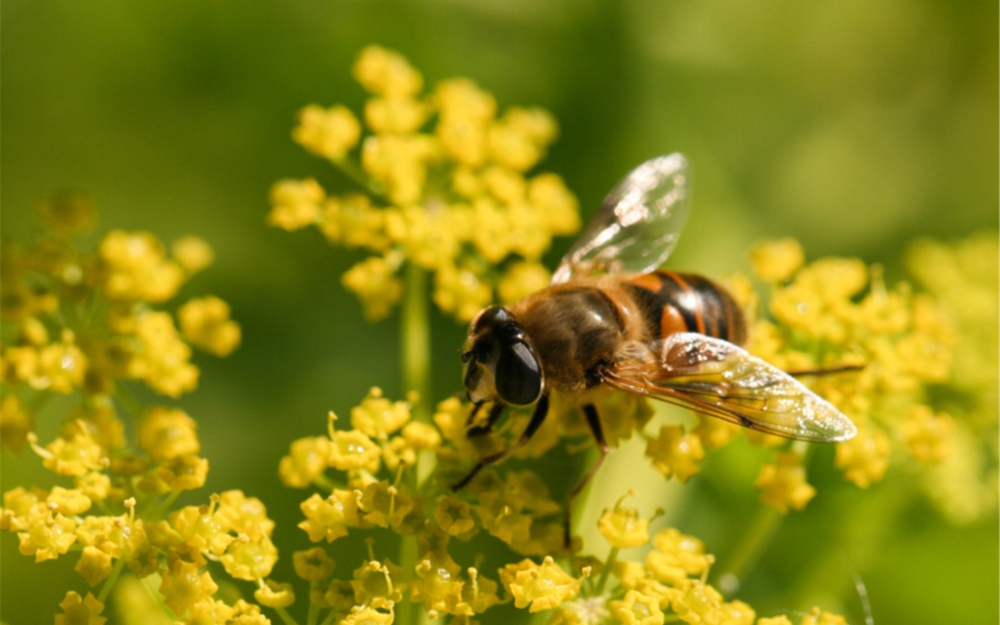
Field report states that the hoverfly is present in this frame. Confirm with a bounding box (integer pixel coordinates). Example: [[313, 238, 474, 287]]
[[454, 154, 857, 543]]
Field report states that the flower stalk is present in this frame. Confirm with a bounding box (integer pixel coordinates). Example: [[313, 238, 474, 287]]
[[401, 262, 431, 425]]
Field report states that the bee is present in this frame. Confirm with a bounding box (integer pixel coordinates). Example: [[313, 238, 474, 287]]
[[454, 154, 857, 542]]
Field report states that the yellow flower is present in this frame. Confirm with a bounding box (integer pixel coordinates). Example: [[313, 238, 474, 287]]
[[160, 558, 220, 616], [43, 429, 106, 476], [749, 239, 805, 283], [169, 503, 235, 556], [358, 481, 414, 528], [351, 559, 405, 609], [98, 230, 184, 303], [342, 256, 404, 322], [217, 489, 275, 540], [69, 402, 125, 450], [268, 177, 325, 230], [171, 236, 214, 274], [436, 78, 495, 166], [402, 421, 442, 450], [835, 426, 890, 488], [328, 428, 382, 473], [755, 452, 816, 513], [334, 193, 392, 250], [46, 486, 92, 516], [552, 597, 610, 625], [354, 45, 424, 98], [221, 533, 279, 581], [351, 387, 411, 440], [138, 406, 200, 462], [14, 507, 78, 562], [645, 528, 714, 587], [456, 567, 502, 615], [35, 337, 88, 393], [901, 404, 954, 463], [498, 261, 551, 305], [341, 605, 396, 625], [433, 261, 493, 322], [293, 104, 362, 160], [365, 96, 427, 135], [141, 454, 209, 493], [528, 173, 580, 236], [666, 579, 726, 625], [254, 579, 296, 608], [130, 311, 199, 397], [298, 490, 364, 543], [608, 590, 665, 625], [279, 436, 332, 488], [76, 472, 111, 502], [293, 547, 336, 582], [692, 416, 740, 451], [500, 557, 583, 613], [645, 425, 704, 482], [433, 495, 477, 538], [410, 550, 463, 616], [597, 490, 651, 549], [55, 591, 107, 625], [177, 296, 241, 357], [0, 394, 34, 452], [75, 545, 113, 587]]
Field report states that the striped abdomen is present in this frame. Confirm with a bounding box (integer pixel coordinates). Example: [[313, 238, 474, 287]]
[[623, 271, 747, 346]]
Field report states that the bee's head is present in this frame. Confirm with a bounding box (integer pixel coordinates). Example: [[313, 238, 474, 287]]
[[461, 306, 543, 406]]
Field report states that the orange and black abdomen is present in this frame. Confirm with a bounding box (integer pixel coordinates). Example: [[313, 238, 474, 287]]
[[623, 271, 747, 346]]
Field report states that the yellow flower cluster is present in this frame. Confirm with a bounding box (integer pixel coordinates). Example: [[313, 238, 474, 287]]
[[268, 45, 581, 321], [0, 200, 263, 623], [688, 239, 963, 510], [904, 233, 999, 523], [0, 198, 241, 424], [279, 389, 853, 625], [545, 493, 846, 625]]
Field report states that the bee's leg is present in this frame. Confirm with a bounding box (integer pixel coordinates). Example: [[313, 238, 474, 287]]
[[451, 394, 550, 491], [466, 402, 506, 438], [563, 403, 611, 548]]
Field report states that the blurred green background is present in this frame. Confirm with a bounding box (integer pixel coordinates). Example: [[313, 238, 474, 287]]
[[2, 1, 997, 624]]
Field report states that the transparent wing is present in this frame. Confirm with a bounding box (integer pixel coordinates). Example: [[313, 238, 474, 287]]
[[604, 333, 857, 442], [551, 153, 692, 284]]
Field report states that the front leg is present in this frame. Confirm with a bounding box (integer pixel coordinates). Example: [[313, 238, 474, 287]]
[[563, 403, 611, 547], [466, 401, 506, 438], [451, 394, 550, 491]]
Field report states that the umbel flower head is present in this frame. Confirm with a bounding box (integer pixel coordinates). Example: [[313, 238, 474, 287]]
[[269, 45, 581, 322]]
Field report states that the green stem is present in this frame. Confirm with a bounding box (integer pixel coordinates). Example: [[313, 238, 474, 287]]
[[307, 582, 320, 625], [332, 157, 389, 202], [97, 557, 128, 603], [146, 490, 183, 522], [395, 534, 419, 625], [312, 473, 340, 492], [319, 609, 340, 625], [114, 384, 145, 421], [713, 505, 783, 591], [275, 607, 301, 625], [401, 263, 431, 424], [595, 547, 619, 596]]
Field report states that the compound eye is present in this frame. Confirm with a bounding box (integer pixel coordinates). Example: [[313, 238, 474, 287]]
[[495, 342, 542, 406]]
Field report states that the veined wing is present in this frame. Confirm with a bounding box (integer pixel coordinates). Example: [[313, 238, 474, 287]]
[[551, 154, 692, 284], [603, 333, 857, 442]]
